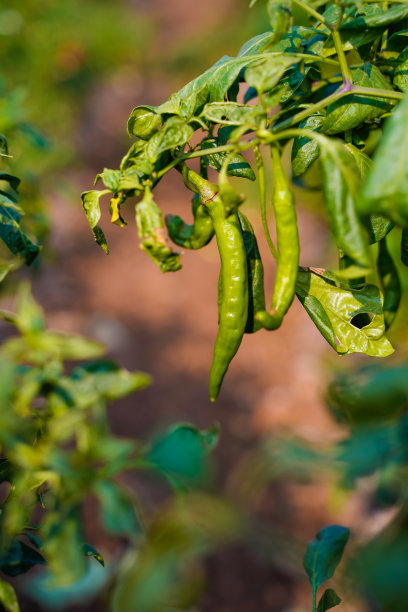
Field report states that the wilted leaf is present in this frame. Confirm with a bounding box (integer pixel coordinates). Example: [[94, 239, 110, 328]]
[[81, 190, 110, 254]]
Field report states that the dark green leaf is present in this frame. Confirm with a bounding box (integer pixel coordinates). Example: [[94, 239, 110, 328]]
[[358, 93, 408, 226], [81, 190, 110, 254], [401, 228, 408, 266], [304, 525, 349, 598], [291, 115, 324, 177], [340, 5, 408, 29], [1, 542, 45, 577], [322, 64, 393, 135], [377, 237, 401, 330], [317, 588, 341, 612], [82, 543, 104, 566], [94, 481, 138, 536], [201, 137, 255, 180], [394, 47, 408, 92], [0, 194, 40, 265]]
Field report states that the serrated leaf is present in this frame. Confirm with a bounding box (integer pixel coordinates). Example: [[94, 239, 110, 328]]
[[0, 578, 19, 612], [94, 481, 138, 536], [358, 92, 408, 226], [296, 268, 394, 357], [81, 190, 110, 254], [321, 64, 393, 134], [304, 525, 349, 600], [317, 588, 341, 612]]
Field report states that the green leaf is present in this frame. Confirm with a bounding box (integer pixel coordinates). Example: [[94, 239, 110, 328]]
[[14, 282, 46, 334], [0, 578, 19, 612], [317, 588, 341, 612], [321, 64, 393, 135], [81, 190, 110, 254], [340, 5, 408, 29], [146, 117, 194, 164], [201, 102, 264, 127], [42, 510, 86, 587], [394, 47, 408, 92], [291, 115, 324, 177], [127, 105, 163, 140], [327, 364, 408, 424], [94, 168, 121, 191], [0, 194, 40, 265], [71, 361, 151, 399], [296, 267, 394, 357], [135, 190, 182, 272], [201, 137, 255, 180], [268, 0, 291, 45], [82, 543, 104, 567], [94, 481, 138, 536], [377, 237, 401, 330], [148, 423, 219, 484], [245, 54, 301, 93], [358, 93, 408, 226], [320, 140, 370, 268], [304, 525, 349, 601]]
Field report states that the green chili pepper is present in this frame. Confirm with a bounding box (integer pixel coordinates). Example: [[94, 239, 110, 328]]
[[204, 196, 248, 402], [401, 228, 408, 267], [256, 147, 299, 330], [237, 211, 266, 333], [377, 237, 401, 330], [165, 193, 214, 249]]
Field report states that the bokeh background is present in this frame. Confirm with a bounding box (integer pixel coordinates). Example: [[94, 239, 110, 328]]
[[1, 1, 406, 610]]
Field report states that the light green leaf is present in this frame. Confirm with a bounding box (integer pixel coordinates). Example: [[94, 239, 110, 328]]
[[0, 578, 19, 612], [94, 481, 138, 536], [358, 92, 408, 226], [291, 115, 324, 177], [268, 0, 291, 46], [42, 510, 86, 587], [296, 268, 394, 357], [304, 525, 349, 602], [317, 588, 341, 612], [94, 168, 120, 191], [201, 102, 264, 127], [245, 54, 301, 93], [340, 5, 408, 29], [14, 282, 46, 334], [127, 105, 163, 140], [81, 190, 110, 254]]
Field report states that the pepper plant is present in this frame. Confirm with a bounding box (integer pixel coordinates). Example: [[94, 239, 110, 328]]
[[84, 0, 408, 402]]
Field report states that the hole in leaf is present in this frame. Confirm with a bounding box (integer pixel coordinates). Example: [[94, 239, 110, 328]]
[[350, 312, 373, 329]]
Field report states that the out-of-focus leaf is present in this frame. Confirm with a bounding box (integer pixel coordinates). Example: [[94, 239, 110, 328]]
[[81, 190, 110, 254], [0, 578, 19, 612], [148, 423, 219, 484], [14, 282, 46, 334], [377, 237, 401, 330], [42, 510, 86, 587], [317, 588, 341, 612], [94, 480, 138, 536], [0, 193, 40, 265], [340, 5, 408, 29], [358, 93, 408, 226], [327, 365, 408, 424], [296, 268, 394, 357], [71, 361, 151, 400], [268, 0, 291, 45], [304, 525, 349, 601], [82, 543, 104, 567], [1, 542, 45, 577], [336, 425, 394, 483]]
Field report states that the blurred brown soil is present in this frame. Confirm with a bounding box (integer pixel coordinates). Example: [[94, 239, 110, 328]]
[[13, 2, 377, 610]]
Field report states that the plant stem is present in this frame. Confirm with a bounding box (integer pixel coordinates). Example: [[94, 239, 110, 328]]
[[292, 0, 328, 27], [332, 29, 353, 85], [254, 145, 278, 262]]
